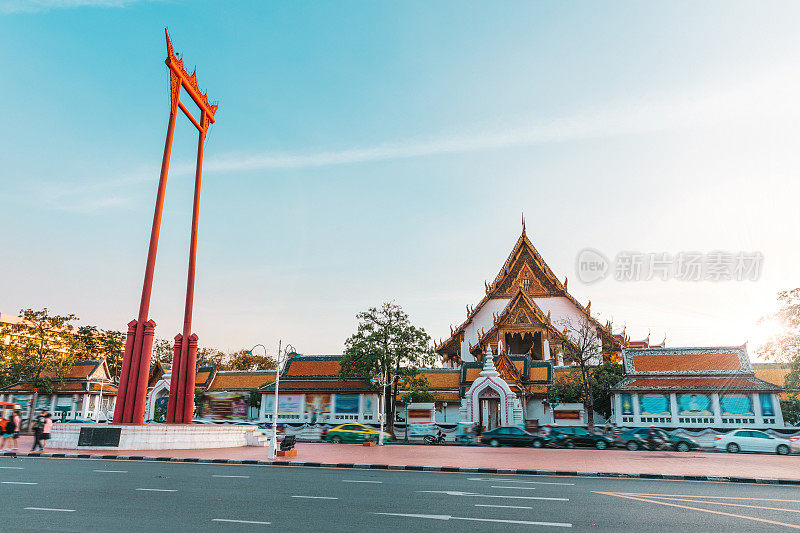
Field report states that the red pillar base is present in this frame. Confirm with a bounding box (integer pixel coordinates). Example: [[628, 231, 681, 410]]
[[112, 318, 156, 425], [167, 332, 198, 424]]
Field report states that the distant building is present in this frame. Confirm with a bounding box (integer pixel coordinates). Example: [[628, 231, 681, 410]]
[[0, 360, 117, 422], [610, 346, 785, 428]]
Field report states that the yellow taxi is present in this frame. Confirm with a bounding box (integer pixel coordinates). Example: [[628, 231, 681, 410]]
[[321, 423, 392, 443]]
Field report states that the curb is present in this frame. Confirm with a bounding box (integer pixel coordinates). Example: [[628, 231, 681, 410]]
[[2, 451, 798, 486]]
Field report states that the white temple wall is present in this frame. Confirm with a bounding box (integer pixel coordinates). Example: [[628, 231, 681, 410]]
[[459, 298, 510, 362]]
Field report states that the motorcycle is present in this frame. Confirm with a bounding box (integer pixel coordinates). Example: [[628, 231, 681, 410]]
[[424, 430, 446, 445]]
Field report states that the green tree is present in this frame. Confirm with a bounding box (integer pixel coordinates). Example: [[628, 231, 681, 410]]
[[757, 289, 800, 363], [558, 315, 605, 429], [197, 346, 225, 368], [74, 326, 125, 380], [222, 349, 277, 371], [340, 302, 435, 434], [402, 372, 435, 404], [0, 308, 79, 429], [758, 289, 800, 423], [152, 338, 174, 365]]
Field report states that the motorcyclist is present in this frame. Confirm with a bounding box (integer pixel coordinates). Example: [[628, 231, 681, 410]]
[[647, 425, 663, 450]]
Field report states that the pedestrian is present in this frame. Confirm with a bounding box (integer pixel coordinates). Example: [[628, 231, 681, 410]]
[[11, 410, 21, 450], [603, 423, 612, 436], [1, 414, 15, 451], [542, 423, 552, 437], [31, 411, 46, 452], [40, 413, 53, 451]]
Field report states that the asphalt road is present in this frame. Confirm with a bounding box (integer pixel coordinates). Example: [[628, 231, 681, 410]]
[[1, 457, 799, 532]]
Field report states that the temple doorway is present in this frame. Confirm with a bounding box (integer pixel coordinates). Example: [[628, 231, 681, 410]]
[[478, 388, 501, 430]]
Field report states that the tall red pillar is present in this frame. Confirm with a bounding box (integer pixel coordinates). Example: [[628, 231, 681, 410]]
[[112, 29, 218, 425]]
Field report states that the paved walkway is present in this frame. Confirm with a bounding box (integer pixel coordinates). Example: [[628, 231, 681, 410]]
[[8, 436, 799, 480]]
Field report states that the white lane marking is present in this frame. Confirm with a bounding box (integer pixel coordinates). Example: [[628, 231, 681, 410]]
[[0, 467, 23, 470], [491, 485, 537, 490], [25, 507, 76, 512], [468, 477, 574, 485], [342, 479, 381, 483], [475, 504, 533, 509], [291, 495, 338, 500], [374, 512, 572, 528], [213, 475, 250, 478], [2, 481, 36, 485], [94, 470, 128, 473], [136, 488, 177, 492], [417, 490, 568, 501], [212, 519, 271, 525]]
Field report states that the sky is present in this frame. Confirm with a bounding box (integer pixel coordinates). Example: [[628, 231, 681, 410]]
[[1, 1, 799, 360]]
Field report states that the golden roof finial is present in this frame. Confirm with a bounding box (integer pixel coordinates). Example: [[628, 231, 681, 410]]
[[564, 276, 568, 291], [586, 300, 591, 314], [521, 212, 526, 236]]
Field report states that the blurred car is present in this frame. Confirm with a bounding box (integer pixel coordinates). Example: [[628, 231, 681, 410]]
[[322, 423, 392, 443], [65, 419, 96, 424], [714, 429, 791, 455], [550, 426, 613, 449], [615, 428, 699, 452], [480, 426, 537, 447]]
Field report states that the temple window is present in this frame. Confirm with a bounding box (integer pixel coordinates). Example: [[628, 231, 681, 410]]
[[522, 279, 530, 291]]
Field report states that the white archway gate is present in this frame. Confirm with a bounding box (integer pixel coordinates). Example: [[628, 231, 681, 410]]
[[460, 352, 523, 428]]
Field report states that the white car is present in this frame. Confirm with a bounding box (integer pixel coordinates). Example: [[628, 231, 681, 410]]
[[714, 429, 791, 455]]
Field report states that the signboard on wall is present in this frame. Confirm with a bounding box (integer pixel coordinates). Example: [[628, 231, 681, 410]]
[[335, 394, 359, 414], [720, 394, 754, 416], [620, 393, 634, 416], [554, 410, 582, 421], [305, 394, 331, 414], [201, 391, 249, 420], [278, 395, 302, 414], [639, 394, 670, 415], [677, 394, 712, 416]]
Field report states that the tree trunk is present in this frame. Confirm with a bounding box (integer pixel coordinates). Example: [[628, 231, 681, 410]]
[[26, 390, 38, 432]]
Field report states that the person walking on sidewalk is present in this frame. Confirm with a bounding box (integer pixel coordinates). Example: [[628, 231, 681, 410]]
[[1, 414, 15, 451], [39, 413, 53, 451], [30, 411, 46, 452], [11, 410, 21, 450]]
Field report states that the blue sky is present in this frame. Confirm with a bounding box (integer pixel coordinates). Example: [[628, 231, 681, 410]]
[[2, 1, 799, 358]]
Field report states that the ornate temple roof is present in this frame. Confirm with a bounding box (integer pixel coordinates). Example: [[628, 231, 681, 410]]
[[207, 370, 276, 391], [612, 346, 783, 393]]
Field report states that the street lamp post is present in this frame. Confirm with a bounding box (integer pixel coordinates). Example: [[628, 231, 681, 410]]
[[378, 365, 389, 446], [250, 341, 294, 460]]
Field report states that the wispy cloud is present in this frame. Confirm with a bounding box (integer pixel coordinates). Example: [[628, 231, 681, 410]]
[[32, 64, 800, 212], [0, 0, 153, 14]]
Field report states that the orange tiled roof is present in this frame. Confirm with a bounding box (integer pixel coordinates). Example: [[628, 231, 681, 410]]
[[41, 361, 100, 379], [529, 366, 549, 381], [616, 376, 780, 391], [88, 382, 117, 393], [419, 370, 460, 389], [464, 367, 481, 383], [269, 380, 370, 391], [431, 391, 461, 401], [753, 364, 790, 387], [632, 352, 742, 372], [208, 372, 275, 391], [285, 358, 341, 377]]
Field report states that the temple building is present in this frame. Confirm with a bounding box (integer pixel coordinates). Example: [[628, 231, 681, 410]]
[[433, 224, 625, 429], [611, 346, 785, 428], [0, 360, 117, 422]]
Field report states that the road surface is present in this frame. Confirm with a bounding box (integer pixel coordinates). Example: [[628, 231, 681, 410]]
[[1, 456, 798, 532]]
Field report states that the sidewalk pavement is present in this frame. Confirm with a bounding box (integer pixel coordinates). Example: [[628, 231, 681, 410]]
[[5, 435, 799, 481]]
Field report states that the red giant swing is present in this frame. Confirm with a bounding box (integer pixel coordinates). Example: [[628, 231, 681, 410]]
[[49, 31, 264, 450]]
